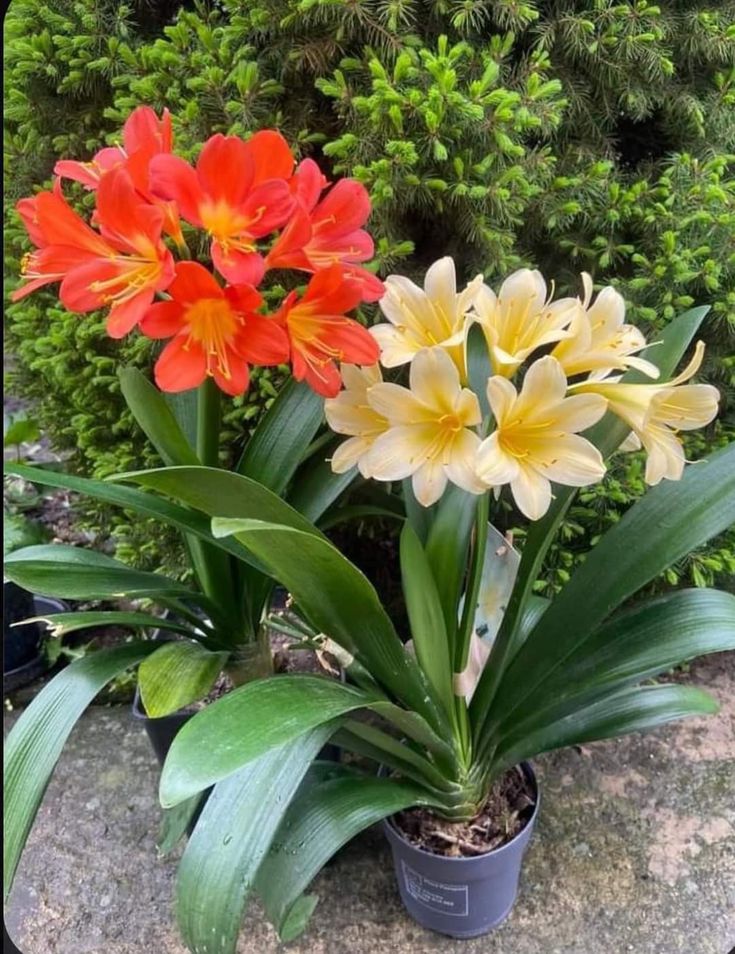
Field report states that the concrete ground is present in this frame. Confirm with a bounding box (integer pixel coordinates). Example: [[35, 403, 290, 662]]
[[4, 652, 735, 954]]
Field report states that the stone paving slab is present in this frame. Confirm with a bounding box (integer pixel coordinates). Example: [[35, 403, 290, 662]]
[[5, 652, 735, 954]]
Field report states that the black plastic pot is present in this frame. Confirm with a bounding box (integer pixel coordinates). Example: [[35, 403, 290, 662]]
[[131, 687, 191, 766], [3, 584, 67, 692], [383, 762, 539, 938], [131, 689, 211, 834]]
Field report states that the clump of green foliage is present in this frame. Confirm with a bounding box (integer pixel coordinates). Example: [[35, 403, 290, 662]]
[[4, 0, 733, 587]]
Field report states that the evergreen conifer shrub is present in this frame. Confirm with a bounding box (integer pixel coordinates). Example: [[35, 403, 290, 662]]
[[5, 0, 733, 585]]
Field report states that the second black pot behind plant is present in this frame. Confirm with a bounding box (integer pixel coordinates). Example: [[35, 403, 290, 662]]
[[3, 584, 67, 692]]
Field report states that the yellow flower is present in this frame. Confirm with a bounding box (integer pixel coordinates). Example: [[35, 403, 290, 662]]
[[551, 274, 660, 380], [472, 269, 577, 379], [476, 356, 608, 520], [363, 347, 485, 507], [370, 257, 482, 379], [324, 364, 388, 477], [573, 341, 720, 485]]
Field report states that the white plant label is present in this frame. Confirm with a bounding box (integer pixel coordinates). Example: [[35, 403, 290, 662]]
[[400, 861, 469, 917]]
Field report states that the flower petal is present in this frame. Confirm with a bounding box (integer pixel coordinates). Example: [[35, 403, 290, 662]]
[[168, 261, 223, 304], [498, 268, 547, 314], [331, 436, 370, 475], [196, 134, 253, 208], [365, 424, 436, 480], [517, 356, 568, 414], [641, 427, 685, 484], [423, 257, 457, 323], [213, 352, 250, 396], [366, 383, 430, 425], [312, 179, 371, 236], [236, 314, 290, 365], [551, 393, 608, 433], [140, 300, 185, 339], [510, 466, 553, 520], [412, 458, 448, 507], [538, 434, 606, 486], [291, 158, 327, 211], [485, 376, 518, 426], [370, 324, 421, 367], [649, 384, 719, 430], [154, 336, 207, 392], [211, 243, 265, 285], [149, 153, 204, 226], [245, 130, 295, 186], [476, 432, 520, 486], [409, 347, 460, 413], [105, 290, 154, 339], [444, 429, 485, 494]]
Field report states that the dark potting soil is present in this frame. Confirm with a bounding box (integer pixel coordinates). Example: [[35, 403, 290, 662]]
[[393, 766, 536, 858], [326, 526, 409, 639]]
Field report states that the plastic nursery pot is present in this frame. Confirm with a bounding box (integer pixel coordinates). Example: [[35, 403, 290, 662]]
[[131, 686, 192, 766], [382, 761, 539, 939], [3, 584, 67, 692]]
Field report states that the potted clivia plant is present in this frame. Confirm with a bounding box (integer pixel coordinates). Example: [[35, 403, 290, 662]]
[[3, 115, 734, 949], [3, 106, 393, 875], [78, 259, 732, 951]]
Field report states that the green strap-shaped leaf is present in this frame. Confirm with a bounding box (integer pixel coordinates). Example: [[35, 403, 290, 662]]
[[164, 387, 198, 453], [286, 449, 359, 523], [118, 367, 200, 466], [402, 478, 435, 543], [317, 502, 404, 531], [493, 683, 719, 773], [138, 641, 229, 718], [236, 378, 325, 493], [333, 721, 456, 793], [210, 517, 444, 731], [489, 442, 735, 732], [424, 485, 478, 641], [4, 641, 157, 897], [3, 462, 259, 570], [18, 610, 199, 639], [399, 522, 453, 715], [471, 304, 711, 731], [4, 544, 196, 601], [112, 464, 333, 624], [175, 725, 336, 954], [257, 772, 435, 942], [119, 368, 238, 620], [114, 466, 323, 537], [160, 675, 378, 807], [467, 321, 492, 418], [494, 588, 735, 748], [157, 794, 205, 857]]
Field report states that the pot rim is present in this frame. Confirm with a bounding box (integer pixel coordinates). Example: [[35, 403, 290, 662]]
[[131, 684, 198, 723], [382, 760, 540, 864]]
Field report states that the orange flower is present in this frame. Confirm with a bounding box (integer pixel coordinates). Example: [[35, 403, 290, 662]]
[[275, 263, 380, 397], [55, 106, 183, 244], [13, 169, 175, 338], [266, 158, 384, 302], [140, 262, 289, 395], [149, 131, 295, 285]]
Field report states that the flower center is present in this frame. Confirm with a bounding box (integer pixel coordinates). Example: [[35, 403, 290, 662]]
[[184, 297, 239, 379], [438, 412, 463, 433], [200, 200, 257, 250]]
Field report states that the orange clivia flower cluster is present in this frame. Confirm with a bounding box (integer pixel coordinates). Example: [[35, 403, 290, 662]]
[[13, 107, 382, 398]]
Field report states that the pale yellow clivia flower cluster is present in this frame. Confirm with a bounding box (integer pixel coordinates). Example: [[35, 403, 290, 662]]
[[324, 257, 720, 519]]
